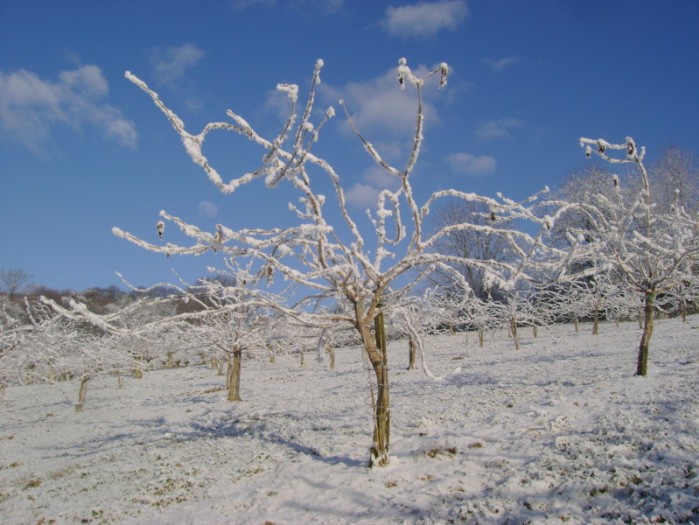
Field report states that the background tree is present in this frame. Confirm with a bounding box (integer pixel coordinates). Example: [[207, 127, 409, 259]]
[[571, 137, 699, 376], [428, 200, 511, 302], [650, 147, 699, 215], [182, 268, 279, 402], [0, 269, 32, 300]]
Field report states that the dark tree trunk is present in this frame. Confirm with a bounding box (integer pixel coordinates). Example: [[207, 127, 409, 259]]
[[407, 337, 416, 370], [227, 345, 242, 401], [592, 307, 599, 335], [75, 376, 90, 412], [510, 316, 520, 351], [636, 292, 655, 377]]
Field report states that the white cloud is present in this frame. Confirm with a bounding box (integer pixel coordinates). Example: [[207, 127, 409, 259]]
[[345, 166, 401, 209], [0, 65, 137, 153], [152, 43, 205, 89], [198, 200, 219, 218], [482, 56, 519, 73], [316, 63, 446, 208], [475, 117, 523, 141], [383, 0, 468, 38], [233, 0, 275, 9], [321, 64, 443, 141], [447, 152, 496, 175], [345, 182, 382, 209]]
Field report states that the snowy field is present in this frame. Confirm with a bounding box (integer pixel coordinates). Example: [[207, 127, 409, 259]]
[[1, 316, 698, 524]]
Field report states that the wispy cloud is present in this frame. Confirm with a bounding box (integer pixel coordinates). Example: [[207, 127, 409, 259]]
[[151, 43, 205, 89], [383, 0, 468, 38], [345, 166, 401, 209], [446, 152, 496, 175], [482, 56, 519, 73], [317, 62, 447, 207], [475, 117, 523, 141], [233, 0, 344, 14], [321, 63, 443, 142], [0, 65, 136, 153], [198, 200, 219, 218]]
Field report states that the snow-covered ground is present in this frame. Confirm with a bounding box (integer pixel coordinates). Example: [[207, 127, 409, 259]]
[[1, 316, 698, 524]]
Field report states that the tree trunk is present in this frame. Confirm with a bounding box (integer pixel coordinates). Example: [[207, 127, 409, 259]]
[[478, 328, 484, 348], [636, 292, 655, 377], [227, 345, 242, 401], [75, 376, 90, 412], [370, 359, 390, 468], [367, 306, 390, 467], [574, 318, 579, 332], [326, 345, 336, 369], [407, 337, 416, 370], [510, 317, 520, 351], [592, 307, 599, 335], [353, 299, 391, 467]]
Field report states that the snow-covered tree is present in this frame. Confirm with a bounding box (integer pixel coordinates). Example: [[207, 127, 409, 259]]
[[650, 147, 699, 216], [18, 298, 133, 411], [116, 58, 567, 466], [569, 137, 699, 376], [180, 268, 280, 402]]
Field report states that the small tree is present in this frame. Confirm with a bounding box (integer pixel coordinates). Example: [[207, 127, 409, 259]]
[[116, 58, 566, 466], [0, 269, 32, 300], [183, 268, 278, 402], [572, 137, 699, 376]]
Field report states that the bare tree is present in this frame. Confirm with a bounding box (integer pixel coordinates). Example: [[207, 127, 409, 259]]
[[428, 200, 511, 301], [183, 268, 278, 402], [650, 147, 699, 215], [0, 269, 32, 300], [115, 58, 565, 467], [571, 137, 699, 376]]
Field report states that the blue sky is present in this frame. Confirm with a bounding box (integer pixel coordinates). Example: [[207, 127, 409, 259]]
[[2, 0, 698, 292]]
